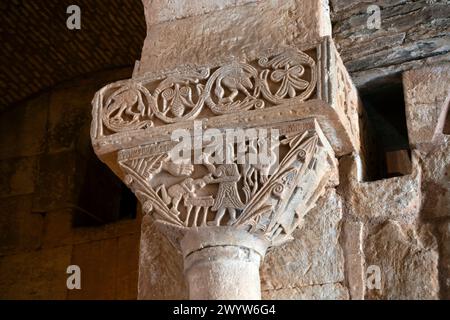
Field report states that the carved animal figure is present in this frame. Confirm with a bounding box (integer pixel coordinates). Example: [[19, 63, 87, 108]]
[[107, 88, 145, 124], [157, 177, 207, 214], [214, 67, 253, 103]]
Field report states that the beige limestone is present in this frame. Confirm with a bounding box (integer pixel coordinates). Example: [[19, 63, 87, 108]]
[[403, 62, 450, 148], [138, 0, 332, 77], [365, 220, 439, 300], [143, 0, 260, 26], [262, 283, 349, 300], [184, 245, 263, 299], [438, 221, 450, 299], [261, 188, 345, 290], [138, 216, 187, 300], [180, 227, 268, 299], [420, 137, 450, 219], [339, 153, 422, 225], [341, 220, 365, 300]]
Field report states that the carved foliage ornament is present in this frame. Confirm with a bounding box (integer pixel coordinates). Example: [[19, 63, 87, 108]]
[[93, 49, 317, 136], [118, 122, 334, 247]]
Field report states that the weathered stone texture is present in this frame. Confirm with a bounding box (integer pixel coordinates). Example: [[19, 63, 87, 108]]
[[138, 216, 187, 300], [0, 93, 49, 159], [341, 220, 365, 300], [137, 0, 331, 76], [0, 246, 72, 299], [260, 188, 346, 296], [0, 157, 38, 199], [331, 0, 450, 89], [403, 63, 450, 147], [143, 0, 260, 25], [31, 152, 80, 213], [438, 221, 450, 299], [262, 283, 349, 300], [1, 0, 449, 301], [67, 232, 140, 300], [421, 137, 450, 219], [0, 196, 44, 256], [364, 220, 439, 299], [339, 153, 422, 225]]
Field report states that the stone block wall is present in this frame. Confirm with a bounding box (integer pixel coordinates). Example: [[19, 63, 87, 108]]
[[0, 68, 141, 299], [331, 0, 450, 90]]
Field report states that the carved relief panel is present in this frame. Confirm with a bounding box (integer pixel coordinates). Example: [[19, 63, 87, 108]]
[[91, 37, 359, 158], [117, 118, 335, 248]]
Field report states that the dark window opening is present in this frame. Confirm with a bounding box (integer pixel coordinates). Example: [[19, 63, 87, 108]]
[[73, 146, 137, 228], [360, 81, 411, 181], [444, 104, 450, 135]]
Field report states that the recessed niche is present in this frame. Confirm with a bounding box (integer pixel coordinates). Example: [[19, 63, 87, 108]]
[[360, 81, 412, 181]]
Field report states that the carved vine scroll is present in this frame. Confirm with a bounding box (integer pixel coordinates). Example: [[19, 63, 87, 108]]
[[92, 49, 317, 137]]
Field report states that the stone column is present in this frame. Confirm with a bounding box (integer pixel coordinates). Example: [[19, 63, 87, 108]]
[[90, 0, 361, 300], [181, 227, 268, 300]]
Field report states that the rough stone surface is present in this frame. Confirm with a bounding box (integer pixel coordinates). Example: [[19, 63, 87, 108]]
[[0, 1, 145, 110], [261, 188, 345, 292], [262, 283, 349, 300], [340, 153, 422, 225], [438, 220, 450, 299], [138, 0, 332, 76], [0, 93, 48, 159], [0, 246, 72, 299], [143, 0, 260, 25], [364, 220, 439, 300], [0, 196, 44, 256], [3, 0, 449, 111], [184, 245, 263, 300], [341, 220, 365, 300], [31, 151, 80, 213], [0, 157, 38, 199], [421, 137, 450, 219], [1, 0, 449, 301], [331, 0, 450, 90], [403, 63, 450, 147], [66, 233, 140, 300], [138, 216, 187, 300]]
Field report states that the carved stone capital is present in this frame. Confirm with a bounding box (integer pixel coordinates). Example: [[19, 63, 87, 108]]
[[90, 37, 356, 300], [117, 116, 335, 245]]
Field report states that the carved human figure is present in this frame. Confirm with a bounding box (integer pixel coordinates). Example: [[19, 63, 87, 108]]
[[204, 163, 245, 226]]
